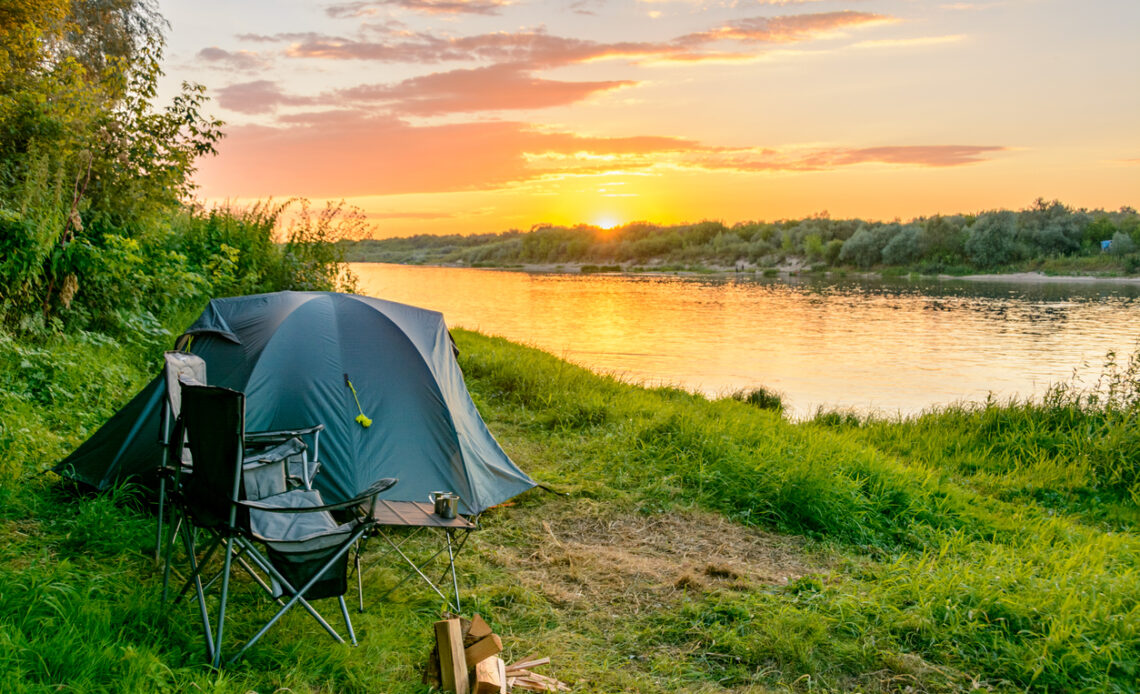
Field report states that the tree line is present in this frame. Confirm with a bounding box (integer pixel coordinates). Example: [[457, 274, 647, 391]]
[[345, 201, 1140, 275]]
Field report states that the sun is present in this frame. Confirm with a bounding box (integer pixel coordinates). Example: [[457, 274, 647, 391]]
[[595, 217, 620, 230]]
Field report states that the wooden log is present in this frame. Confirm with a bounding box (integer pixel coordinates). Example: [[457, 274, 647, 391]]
[[464, 634, 503, 669], [468, 613, 494, 640], [434, 619, 469, 694], [473, 655, 505, 694], [496, 658, 507, 693]]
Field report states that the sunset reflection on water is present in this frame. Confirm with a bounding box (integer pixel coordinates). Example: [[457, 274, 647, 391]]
[[353, 264, 1140, 418]]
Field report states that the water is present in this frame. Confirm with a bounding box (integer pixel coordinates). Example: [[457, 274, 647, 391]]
[[352, 263, 1140, 418]]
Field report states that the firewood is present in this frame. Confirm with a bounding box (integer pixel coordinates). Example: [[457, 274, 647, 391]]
[[434, 618, 469, 694], [465, 633, 503, 669], [506, 656, 550, 673], [474, 655, 505, 694], [468, 613, 494, 640]]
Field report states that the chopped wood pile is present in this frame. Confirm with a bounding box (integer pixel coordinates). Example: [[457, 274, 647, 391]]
[[425, 614, 571, 693]]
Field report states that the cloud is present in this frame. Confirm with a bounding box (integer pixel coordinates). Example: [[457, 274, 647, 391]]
[[272, 10, 892, 67], [215, 80, 317, 114], [194, 112, 1006, 200], [281, 29, 663, 66], [337, 64, 635, 114], [195, 46, 269, 71], [852, 34, 965, 50], [326, 0, 509, 18], [677, 11, 891, 45], [695, 145, 1008, 171]]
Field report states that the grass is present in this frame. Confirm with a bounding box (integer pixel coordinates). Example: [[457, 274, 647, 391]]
[[1, 324, 1138, 692]]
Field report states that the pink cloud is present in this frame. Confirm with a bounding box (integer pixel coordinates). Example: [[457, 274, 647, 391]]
[[196, 46, 269, 71], [194, 115, 701, 198], [266, 10, 887, 67], [678, 11, 889, 45], [215, 80, 317, 114], [325, 0, 509, 17], [194, 113, 1005, 200], [687, 145, 1007, 172], [337, 64, 635, 114]]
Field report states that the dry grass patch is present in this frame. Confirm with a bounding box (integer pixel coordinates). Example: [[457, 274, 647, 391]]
[[489, 499, 820, 614]]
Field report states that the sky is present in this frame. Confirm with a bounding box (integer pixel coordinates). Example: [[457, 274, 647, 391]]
[[156, 0, 1140, 238]]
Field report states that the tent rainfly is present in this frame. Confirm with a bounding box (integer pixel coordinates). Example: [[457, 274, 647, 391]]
[[55, 291, 536, 515]]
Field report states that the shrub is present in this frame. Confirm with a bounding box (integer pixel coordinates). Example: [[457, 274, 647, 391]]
[[966, 211, 1021, 268], [728, 386, 784, 413], [1109, 231, 1136, 256], [881, 225, 924, 266], [839, 227, 881, 268]]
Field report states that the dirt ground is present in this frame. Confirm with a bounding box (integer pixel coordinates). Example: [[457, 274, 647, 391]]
[[490, 500, 819, 613]]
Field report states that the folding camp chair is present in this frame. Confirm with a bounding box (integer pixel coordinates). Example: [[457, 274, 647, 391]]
[[171, 382, 397, 666], [156, 351, 325, 561]]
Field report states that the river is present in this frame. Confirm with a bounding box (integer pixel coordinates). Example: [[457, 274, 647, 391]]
[[351, 263, 1140, 418]]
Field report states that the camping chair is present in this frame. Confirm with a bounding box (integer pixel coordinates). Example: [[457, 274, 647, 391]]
[[156, 351, 325, 561], [171, 382, 397, 666]]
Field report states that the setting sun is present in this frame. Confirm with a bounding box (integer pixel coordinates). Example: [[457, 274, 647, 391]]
[[595, 217, 621, 230]]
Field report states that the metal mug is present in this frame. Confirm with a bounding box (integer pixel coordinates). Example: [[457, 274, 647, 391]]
[[428, 491, 459, 519]]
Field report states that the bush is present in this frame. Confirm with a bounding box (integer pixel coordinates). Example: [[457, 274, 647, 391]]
[[1109, 231, 1136, 256], [839, 227, 881, 268], [965, 211, 1020, 268], [881, 225, 924, 266], [728, 386, 784, 413]]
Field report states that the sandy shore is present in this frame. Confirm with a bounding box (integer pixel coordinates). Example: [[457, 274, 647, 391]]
[[950, 271, 1140, 285]]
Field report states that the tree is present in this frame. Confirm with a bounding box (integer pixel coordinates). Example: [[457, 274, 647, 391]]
[[881, 224, 924, 266], [966, 211, 1020, 268], [839, 227, 880, 268], [0, 0, 221, 324]]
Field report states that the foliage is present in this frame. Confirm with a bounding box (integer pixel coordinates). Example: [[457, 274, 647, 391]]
[[0, 0, 222, 330], [964, 210, 1021, 268], [726, 386, 784, 413], [346, 201, 1140, 277]]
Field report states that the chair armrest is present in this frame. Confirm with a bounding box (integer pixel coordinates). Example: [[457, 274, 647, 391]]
[[238, 478, 398, 515], [243, 437, 306, 466], [244, 424, 324, 443]]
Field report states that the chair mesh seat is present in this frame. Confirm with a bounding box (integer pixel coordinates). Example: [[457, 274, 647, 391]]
[[249, 490, 354, 549]]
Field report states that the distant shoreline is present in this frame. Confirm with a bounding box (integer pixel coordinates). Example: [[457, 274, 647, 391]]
[[348, 260, 1140, 285]]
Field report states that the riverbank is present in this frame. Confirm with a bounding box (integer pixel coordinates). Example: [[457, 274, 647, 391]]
[[359, 259, 1140, 285], [1, 323, 1137, 691]]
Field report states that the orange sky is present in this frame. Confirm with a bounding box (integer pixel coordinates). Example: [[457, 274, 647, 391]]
[[158, 0, 1140, 238]]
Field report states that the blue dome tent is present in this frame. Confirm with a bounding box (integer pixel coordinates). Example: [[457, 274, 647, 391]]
[[56, 291, 536, 515]]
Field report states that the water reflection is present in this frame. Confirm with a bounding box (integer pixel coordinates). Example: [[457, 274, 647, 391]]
[[352, 264, 1140, 418]]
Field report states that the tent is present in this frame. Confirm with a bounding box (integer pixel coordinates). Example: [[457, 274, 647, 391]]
[[55, 291, 536, 515]]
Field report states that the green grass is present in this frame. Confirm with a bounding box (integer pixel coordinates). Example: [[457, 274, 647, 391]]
[[1, 325, 1138, 692]]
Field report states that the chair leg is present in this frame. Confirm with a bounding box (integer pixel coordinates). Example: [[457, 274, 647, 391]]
[[339, 596, 357, 646], [356, 549, 365, 613], [213, 535, 236, 668], [174, 532, 223, 605], [181, 518, 215, 662], [161, 514, 183, 603], [155, 476, 166, 562]]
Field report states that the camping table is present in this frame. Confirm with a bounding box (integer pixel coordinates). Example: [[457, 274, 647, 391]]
[[356, 500, 477, 613]]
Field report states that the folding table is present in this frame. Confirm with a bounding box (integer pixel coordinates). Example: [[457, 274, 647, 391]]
[[356, 500, 477, 613]]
